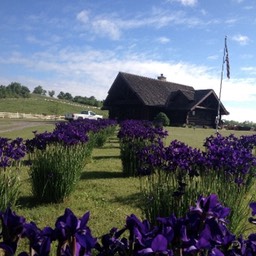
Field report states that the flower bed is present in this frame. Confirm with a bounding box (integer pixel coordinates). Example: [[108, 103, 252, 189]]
[[1, 194, 256, 255], [1, 119, 256, 255]]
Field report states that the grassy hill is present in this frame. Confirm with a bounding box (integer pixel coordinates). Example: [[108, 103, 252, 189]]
[[0, 94, 108, 118]]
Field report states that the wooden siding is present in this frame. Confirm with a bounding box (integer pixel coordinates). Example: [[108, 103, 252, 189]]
[[187, 109, 216, 127]]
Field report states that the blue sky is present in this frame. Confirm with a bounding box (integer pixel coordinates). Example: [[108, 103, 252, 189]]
[[0, 0, 256, 122]]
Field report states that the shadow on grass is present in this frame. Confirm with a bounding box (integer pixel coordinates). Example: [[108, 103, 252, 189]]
[[110, 192, 144, 210], [17, 195, 43, 208], [108, 138, 119, 142], [80, 170, 124, 180], [101, 145, 120, 149], [92, 155, 120, 160]]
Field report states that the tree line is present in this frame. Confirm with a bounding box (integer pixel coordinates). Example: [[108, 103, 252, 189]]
[[0, 82, 103, 107]]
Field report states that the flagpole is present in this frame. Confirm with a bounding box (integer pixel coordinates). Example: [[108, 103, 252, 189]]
[[216, 36, 227, 133]]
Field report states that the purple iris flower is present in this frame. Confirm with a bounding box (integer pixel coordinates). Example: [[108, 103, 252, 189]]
[[55, 208, 96, 255], [190, 194, 230, 222], [0, 207, 26, 254], [95, 227, 128, 255], [22, 221, 54, 256], [248, 202, 256, 225], [249, 202, 256, 216], [137, 234, 172, 255]]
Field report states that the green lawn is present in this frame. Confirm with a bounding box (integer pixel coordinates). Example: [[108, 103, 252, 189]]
[[17, 132, 142, 237], [165, 126, 256, 150]]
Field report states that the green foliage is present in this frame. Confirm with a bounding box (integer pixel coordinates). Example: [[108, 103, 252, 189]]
[[119, 141, 136, 176], [57, 91, 73, 101], [0, 169, 21, 211], [140, 166, 255, 236], [29, 142, 93, 203], [92, 126, 117, 148], [154, 112, 170, 126], [0, 82, 30, 98], [48, 90, 55, 97], [33, 85, 46, 95], [73, 95, 102, 107], [119, 139, 146, 177]]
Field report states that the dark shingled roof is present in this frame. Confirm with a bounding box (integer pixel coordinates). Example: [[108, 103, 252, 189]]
[[119, 72, 194, 106]]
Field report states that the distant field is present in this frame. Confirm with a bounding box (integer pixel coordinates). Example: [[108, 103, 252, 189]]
[[0, 94, 107, 117]]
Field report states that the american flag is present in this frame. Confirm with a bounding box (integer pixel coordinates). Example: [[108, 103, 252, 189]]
[[225, 38, 230, 79]]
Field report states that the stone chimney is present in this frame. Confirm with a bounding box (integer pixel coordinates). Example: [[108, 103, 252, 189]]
[[157, 74, 166, 81]]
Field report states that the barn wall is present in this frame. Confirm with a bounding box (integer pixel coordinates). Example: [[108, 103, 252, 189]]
[[187, 109, 216, 127], [166, 110, 187, 126]]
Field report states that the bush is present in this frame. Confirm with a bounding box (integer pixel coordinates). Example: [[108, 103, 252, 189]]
[[0, 137, 27, 211], [153, 112, 170, 126], [91, 123, 117, 148], [118, 120, 168, 176], [29, 143, 91, 203]]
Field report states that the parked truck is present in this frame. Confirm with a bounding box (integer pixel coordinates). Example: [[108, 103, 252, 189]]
[[64, 110, 103, 121]]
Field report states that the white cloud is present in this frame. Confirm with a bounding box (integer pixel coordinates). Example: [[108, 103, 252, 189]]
[[167, 0, 198, 6], [76, 10, 90, 24], [26, 34, 61, 47], [75, 8, 209, 41], [241, 66, 256, 75], [92, 18, 121, 40], [207, 55, 218, 60], [225, 18, 238, 25], [232, 34, 250, 45], [26, 35, 43, 45], [157, 37, 170, 44], [180, 0, 198, 6]]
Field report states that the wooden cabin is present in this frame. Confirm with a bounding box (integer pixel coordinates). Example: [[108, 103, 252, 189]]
[[103, 72, 229, 127]]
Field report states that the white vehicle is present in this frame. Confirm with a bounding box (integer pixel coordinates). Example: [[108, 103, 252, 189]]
[[65, 110, 103, 121]]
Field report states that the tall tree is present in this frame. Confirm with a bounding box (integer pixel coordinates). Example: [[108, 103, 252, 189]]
[[33, 85, 46, 95], [57, 91, 65, 99], [20, 86, 30, 97], [6, 82, 30, 98], [48, 90, 55, 97]]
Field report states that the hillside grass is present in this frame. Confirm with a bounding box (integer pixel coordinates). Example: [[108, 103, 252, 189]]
[[1, 122, 255, 241], [0, 94, 107, 117]]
